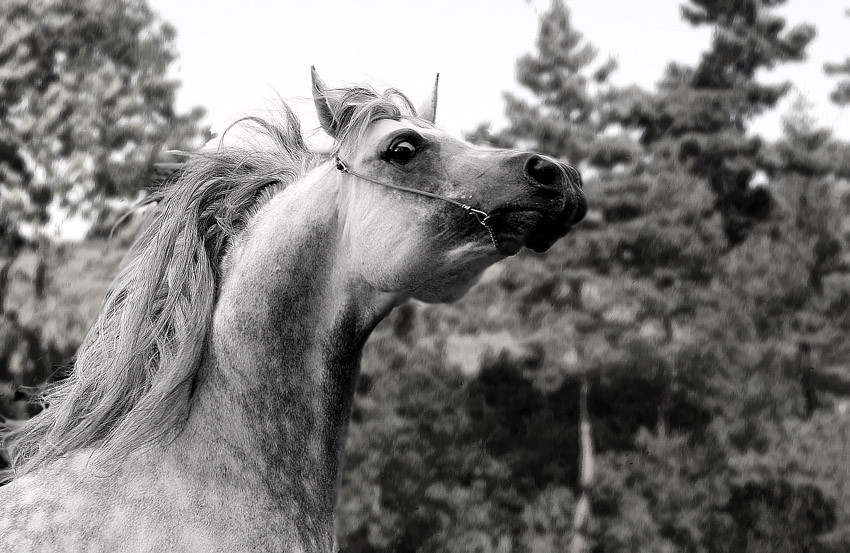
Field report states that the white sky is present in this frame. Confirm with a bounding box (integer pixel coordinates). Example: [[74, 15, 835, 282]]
[[148, 0, 850, 142]]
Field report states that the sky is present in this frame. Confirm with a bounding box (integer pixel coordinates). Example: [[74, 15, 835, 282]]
[[147, 0, 850, 143]]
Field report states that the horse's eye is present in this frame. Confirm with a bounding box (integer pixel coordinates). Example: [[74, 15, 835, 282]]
[[386, 140, 417, 164]]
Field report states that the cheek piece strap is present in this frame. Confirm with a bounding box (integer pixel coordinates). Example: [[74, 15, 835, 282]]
[[334, 156, 500, 251]]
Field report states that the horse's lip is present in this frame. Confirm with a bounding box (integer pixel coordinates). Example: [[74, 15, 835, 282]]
[[494, 225, 573, 255], [487, 203, 569, 227], [488, 204, 559, 218], [484, 205, 573, 256]]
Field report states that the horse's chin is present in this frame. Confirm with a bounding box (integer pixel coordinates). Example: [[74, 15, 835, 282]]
[[492, 210, 573, 256]]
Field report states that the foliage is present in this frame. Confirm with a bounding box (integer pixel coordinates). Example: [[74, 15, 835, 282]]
[[0, 234, 128, 467], [0, 0, 208, 311], [610, 0, 815, 244]]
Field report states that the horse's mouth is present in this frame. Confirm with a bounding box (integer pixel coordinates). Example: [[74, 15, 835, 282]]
[[487, 207, 577, 256]]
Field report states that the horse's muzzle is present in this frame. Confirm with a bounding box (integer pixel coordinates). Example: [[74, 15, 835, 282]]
[[488, 158, 587, 256]]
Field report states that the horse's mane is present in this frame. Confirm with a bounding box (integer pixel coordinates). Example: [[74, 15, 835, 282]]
[[2, 84, 418, 480]]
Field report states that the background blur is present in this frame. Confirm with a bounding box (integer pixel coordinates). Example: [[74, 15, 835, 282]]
[[2, 0, 850, 551]]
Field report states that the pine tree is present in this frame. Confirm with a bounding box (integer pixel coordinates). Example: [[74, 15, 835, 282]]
[[772, 94, 834, 177], [474, 0, 628, 169], [502, 0, 597, 163], [614, 0, 815, 244]]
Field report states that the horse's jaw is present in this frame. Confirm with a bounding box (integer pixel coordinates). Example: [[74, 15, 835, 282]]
[[405, 244, 502, 304]]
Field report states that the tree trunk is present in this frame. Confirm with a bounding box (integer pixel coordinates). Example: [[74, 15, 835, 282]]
[[798, 342, 818, 419], [0, 258, 10, 315], [571, 375, 594, 553], [657, 313, 675, 437], [33, 253, 47, 300]]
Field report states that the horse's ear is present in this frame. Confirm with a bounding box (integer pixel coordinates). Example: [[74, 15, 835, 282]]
[[311, 66, 342, 139], [418, 73, 439, 124]]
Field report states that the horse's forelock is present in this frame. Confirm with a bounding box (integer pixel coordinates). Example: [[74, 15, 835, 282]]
[[331, 86, 419, 158]]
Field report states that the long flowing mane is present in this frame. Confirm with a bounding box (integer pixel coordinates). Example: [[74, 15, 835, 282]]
[[2, 86, 418, 480]]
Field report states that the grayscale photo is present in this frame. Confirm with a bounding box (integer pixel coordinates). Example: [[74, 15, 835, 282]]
[[1, 0, 849, 551]]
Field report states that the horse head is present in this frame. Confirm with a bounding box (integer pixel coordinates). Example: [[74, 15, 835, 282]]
[[310, 67, 586, 303]]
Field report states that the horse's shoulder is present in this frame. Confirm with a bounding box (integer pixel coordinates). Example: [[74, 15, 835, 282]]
[[0, 468, 90, 552], [0, 454, 147, 551], [0, 453, 290, 552]]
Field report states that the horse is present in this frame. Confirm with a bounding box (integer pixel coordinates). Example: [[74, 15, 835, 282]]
[[0, 68, 586, 552]]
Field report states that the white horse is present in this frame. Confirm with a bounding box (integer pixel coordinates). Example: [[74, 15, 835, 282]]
[[0, 68, 586, 552]]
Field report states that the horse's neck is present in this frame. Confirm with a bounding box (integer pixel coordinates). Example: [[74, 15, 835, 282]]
[[169, 172, 392, 546]]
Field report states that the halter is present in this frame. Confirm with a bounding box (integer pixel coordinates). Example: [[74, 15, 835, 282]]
[[334, 156, 500, 250]]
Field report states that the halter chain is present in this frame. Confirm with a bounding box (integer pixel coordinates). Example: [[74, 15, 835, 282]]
[[335, 156, 499, 250]]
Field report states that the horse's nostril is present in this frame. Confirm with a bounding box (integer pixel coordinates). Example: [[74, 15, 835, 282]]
[[524, 155, 563, 188]]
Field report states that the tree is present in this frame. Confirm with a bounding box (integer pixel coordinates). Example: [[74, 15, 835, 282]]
[[824, 8, 850, 106], [771, 94, 835, 177], [569, 377, 594, 553], [456, 1, 843, 551], [613, 0, 815, 244], [769, 95, 846, 292], [0, 0, 208, 309], [468, 0, 631, 170]]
